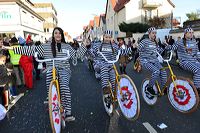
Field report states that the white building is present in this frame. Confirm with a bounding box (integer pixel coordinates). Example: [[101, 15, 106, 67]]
[[105, 0, 117, 39], [0, 0, 45, 41], [93, 16, 100, 40], [33, 3, 58, 40], [99, 14, 106, 40], [106, 0, 175, 38]]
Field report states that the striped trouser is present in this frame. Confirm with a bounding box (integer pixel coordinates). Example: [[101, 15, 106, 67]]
[[100, 65, 116, 90], [46, 67, 72, 115], [143, 61, 167, 88], [180, 61, 200, 88]]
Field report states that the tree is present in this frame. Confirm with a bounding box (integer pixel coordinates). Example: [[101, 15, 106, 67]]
[[186, 11, 200, 21], [148, 16, 166, 28]]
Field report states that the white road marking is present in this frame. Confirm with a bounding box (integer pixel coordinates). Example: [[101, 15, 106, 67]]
[[143, 122, 158, 133], [44, 101, 48, 104]]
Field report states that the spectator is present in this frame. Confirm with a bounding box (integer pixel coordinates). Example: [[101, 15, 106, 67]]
[[19, 35, 34, 89], [72, 40, 79, 50], [168, 36, 175, 45], [33, 41, 42, 80], [117, 37, 128, 74], [128, 38, 132, 47], [9, 37, 25, 88], [6, 63, 17, 99], [0, 54, 11, 109], [196, 38, 200, 51]]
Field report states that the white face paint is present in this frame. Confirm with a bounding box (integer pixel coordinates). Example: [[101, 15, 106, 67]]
[[54, 29, 62, 43], [149, 31, 157, 41], [185, 30, 194, 40], [103, 34, 112, 43]]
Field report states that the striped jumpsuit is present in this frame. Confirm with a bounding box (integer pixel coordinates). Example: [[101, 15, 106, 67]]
[[165, 39, 200, 89], [13, 43, 87, 115], [138, 38, 167, 88], [92, 42, 133, 90]]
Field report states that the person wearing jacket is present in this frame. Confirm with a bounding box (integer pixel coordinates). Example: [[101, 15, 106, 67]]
[[9, 37, 25, 88], [3, 27, 87, 121], [19, 35, 33, 89]]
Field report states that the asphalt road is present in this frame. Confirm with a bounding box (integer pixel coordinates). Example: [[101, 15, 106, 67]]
[[0, 60, 200, 133]]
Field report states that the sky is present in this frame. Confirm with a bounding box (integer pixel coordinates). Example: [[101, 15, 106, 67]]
[[32, 0, 200, 38]]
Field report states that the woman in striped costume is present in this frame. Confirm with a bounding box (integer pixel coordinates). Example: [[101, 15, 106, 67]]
[[138, 27, 166, 98], [3, 27, 87, 121], [92, 30, 134, 107], [165, 27, 200, 96]]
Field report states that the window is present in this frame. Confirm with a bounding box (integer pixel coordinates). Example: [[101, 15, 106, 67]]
[[145, 10, 152, 22], [47, 28, 49, 32], [44, 28, 46, 32]]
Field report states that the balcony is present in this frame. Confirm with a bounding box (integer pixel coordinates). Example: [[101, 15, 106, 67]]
[[142, 0, 162, 9]]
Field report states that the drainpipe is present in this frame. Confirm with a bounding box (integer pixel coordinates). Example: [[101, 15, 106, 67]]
[[171, 10, 173, 30]]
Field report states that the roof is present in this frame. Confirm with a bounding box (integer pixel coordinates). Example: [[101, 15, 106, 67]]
[[99, 14, 106, 26], [167, 0, 175, 8], [94, 16, 100, 27], [111, 0, 117, 8], [114, 0, 130, 12], [105, 0, 117, 17], [89, 20, 94, 28], [172, 19, 180, 26]]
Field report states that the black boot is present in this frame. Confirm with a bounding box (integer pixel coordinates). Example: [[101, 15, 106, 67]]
[[147, 86, 157, 96], [197, 88, 200, 97], [123, 66, 127, 74], [119, 66, 123, 74]]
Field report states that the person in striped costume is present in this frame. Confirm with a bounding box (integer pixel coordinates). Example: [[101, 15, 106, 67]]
[[92, 30, 134, 108], [138, 27, 166, 98], [165, 27, 200, 96], [3, 27, 87, 121]]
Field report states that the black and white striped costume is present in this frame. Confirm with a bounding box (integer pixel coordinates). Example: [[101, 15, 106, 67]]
[[92, 42, 133, 90], [13, 43, 87, 115], [138, 38, 167, 88], [165, 39, 200, 88]]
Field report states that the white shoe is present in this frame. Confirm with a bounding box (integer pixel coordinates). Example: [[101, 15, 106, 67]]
[[65, 115, 75, 122]]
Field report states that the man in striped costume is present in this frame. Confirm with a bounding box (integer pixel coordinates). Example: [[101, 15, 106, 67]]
[[165, 27, 200, 96], [138, 27, 166, 98], [3, 27, 87, 121], [92, 30, 134, 108]]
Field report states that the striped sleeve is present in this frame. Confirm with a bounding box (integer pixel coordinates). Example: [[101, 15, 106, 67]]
[[165, 41, 179, 51], [67, 45, 76, 60], [157, 46, 164, 54], [35, 45, 44, 57], [120, 47, 132, 55], [13, 46, 35, 56], [194, 41, 199, 54], [13, 45, 44, 57], [77, 44, 87, 58], [138, 40, 145, 52]]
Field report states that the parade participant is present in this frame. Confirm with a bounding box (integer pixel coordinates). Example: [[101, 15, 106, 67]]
[[138, 27, 166, 97], [3, 27, 87, 121]]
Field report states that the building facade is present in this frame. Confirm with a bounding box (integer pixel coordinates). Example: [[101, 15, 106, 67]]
[[0, 0, 45, 41], [106, 0, 175, 38], [33, 3, 58, 39]]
